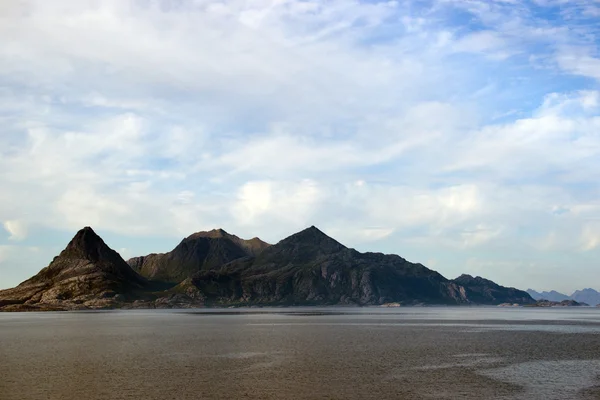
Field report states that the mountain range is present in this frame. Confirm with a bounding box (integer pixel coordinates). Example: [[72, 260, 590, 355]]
[[0, 226, 536, 311], [527, 288, 600, 306]]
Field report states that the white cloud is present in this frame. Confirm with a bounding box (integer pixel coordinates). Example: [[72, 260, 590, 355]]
[[346, 183, 484, 232], [459, 224, 503, 248], [556, 51, 600, 81], [451, 30, 515, 59], [3, 220, 28, 241], [232, 179, 321, 228], [0, 0, 599, 292], [443, 91, 600, 180], [580, 222, 600, 251], [360, 227, 396, 241], [233, 181, 274, 223]]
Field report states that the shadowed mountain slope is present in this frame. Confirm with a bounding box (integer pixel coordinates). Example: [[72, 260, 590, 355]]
[[127, 228, 270, 283], [454, 274, 535, 305]]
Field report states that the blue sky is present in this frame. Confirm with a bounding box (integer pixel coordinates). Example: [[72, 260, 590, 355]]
[[1, 0, 600, 293]]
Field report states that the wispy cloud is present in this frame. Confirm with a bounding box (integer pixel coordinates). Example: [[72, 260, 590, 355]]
[[1, 0, 599, 293], [3, 220, 28, 241]]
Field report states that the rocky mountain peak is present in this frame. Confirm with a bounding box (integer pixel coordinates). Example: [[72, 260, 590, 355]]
[[61, 226, 121, 263], [181, 228, 270, 255], [278, 226, 346, 250], [186, 228, 230, 240], [257, 226, 347, 264], [127, 228, 270, 283], [0, 227, 147, 311]]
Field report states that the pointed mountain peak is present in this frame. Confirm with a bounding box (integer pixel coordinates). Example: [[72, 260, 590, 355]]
[[62, 226, 119, 263], [293, 225, 328, 237], [66, 226, 104, 249], [305, 225, 324, 234], [290, 225, 344, 243], [19, 226, 145, 290], [72, 226, 98, 239], [272, 226, 346, 257]]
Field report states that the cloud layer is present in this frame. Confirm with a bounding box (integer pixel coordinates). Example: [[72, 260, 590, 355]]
[[1, 0, 599, 292]]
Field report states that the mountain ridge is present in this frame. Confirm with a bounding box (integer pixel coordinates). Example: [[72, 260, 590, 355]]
[[1, 226, 536, 310], [453, 274, 533, 305], [127, 228, 270, 283], [527, 288, 600, 306], [186, 229, 533, 306]]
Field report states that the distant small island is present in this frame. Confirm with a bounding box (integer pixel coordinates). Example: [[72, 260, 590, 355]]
[[525, 299, 589, 307], [1, 226, 537, 311]]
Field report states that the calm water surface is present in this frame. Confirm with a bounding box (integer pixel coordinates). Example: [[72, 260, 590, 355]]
[[1, 307, 599, 399]]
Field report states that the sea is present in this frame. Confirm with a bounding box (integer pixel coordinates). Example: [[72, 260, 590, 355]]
[[1, 307, 599, 399]]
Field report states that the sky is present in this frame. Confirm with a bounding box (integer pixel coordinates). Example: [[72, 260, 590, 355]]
[[1, 0, 599, 294]]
